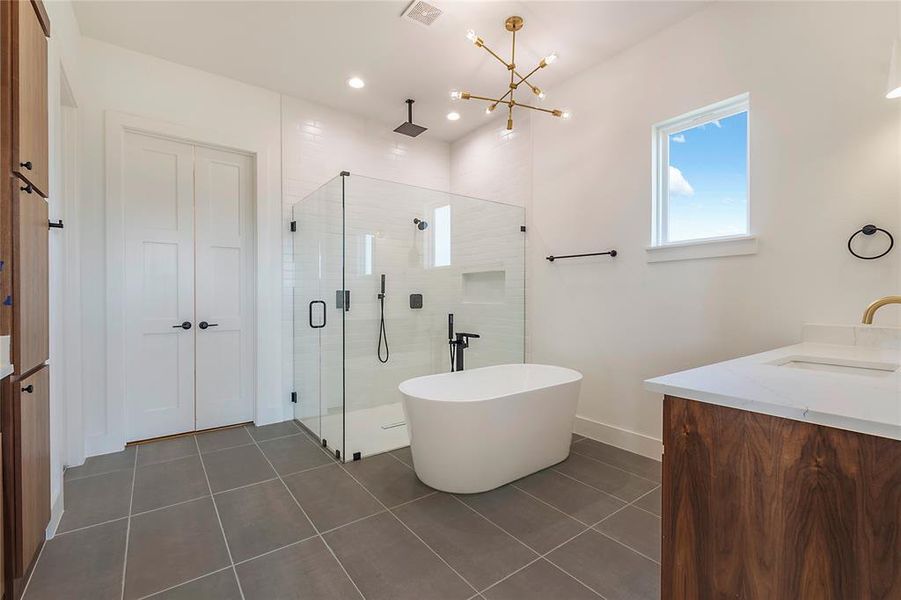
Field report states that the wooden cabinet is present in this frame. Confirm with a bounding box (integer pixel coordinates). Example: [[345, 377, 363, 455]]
[[13, 0, 48, 198], [12, 187, 47, 376], [661, 395, 901, 599], [13, 367, 47, 577], [1, 2, 51, 597]]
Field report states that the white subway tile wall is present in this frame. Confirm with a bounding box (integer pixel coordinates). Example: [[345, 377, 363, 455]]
[[283, 97, 526, 457]]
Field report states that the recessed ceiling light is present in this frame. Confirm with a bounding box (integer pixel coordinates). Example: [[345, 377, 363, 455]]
[[347, 77, 365, 89], [446, 112, 461, 121]]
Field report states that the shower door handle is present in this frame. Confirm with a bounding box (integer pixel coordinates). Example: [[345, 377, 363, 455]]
[[309, 300, 326, 329]]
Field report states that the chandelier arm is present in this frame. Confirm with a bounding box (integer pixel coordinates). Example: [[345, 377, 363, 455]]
[[514, 102, 562, 115], [510, 29, 516, 104], [465, 94, 508, 104], [514, 65, 543, 92], [478, 43, 512, 70]]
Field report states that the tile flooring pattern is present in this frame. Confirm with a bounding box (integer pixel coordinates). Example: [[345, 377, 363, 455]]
[[24, 425, 662, 600]]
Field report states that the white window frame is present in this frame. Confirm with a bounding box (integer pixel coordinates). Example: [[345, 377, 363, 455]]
[[649, 93, 755, 262]]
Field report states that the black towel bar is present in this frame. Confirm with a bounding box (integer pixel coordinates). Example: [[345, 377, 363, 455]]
[[546, 250, 617, 262]]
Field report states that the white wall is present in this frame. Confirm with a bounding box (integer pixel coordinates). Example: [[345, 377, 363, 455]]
[[451, 1, 901, 458], [43, 0, 84, 536]]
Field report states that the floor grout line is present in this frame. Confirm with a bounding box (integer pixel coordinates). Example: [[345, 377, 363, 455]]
[[309, 440, 482, 596], [569, 446, 662, 485], [246, 428, 367, 600], [119, 442, 139, 600], [374, 440, 649, 597], [509, 482, 596, 528], [53, 515, 130, 537], [337, 462, 481, 597], [549, 466, 641, 505], [18, 526, 50, 600], [231, 532, 318, 567], [63, 464, 136, 484], [194, 436, 247, 600], [138, 565, 235, 600]]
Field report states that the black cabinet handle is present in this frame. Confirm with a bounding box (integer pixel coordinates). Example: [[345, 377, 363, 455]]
[[172, 321, 192, 330], [198, 321, 219, 330], [49, 220, 64, 229], [20, 183, 33, 194], [21, 385, 33, 394], [20, 161, 32, 170]]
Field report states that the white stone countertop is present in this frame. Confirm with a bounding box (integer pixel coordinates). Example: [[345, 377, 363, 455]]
[[645, 324, 901, 441]]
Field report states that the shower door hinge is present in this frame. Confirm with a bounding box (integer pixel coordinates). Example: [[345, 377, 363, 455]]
[[520, 225, 526, 232], [291, 391, 298, 403], [290, 221, 297, 232]]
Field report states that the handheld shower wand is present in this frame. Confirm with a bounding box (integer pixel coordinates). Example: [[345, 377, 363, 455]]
[[377, 274, 389, 363]]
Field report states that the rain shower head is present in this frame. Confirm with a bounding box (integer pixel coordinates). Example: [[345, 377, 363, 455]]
[[413, 218, 428, 230], [394, 99, 428, 137]]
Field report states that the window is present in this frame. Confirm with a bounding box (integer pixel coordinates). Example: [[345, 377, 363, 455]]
[[652, 94, 750, 249], [433, 204, 451, 267]]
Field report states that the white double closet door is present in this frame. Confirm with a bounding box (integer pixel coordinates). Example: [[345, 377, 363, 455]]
[[123, 131, 255, 442]]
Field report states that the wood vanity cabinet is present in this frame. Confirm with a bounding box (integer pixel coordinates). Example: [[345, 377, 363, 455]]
[[0, 2, 52, 599], [11, 368, 47, 578], [12, 186, 47, 376], [13, 0, 49, 198], [661, 395, 901, 599]]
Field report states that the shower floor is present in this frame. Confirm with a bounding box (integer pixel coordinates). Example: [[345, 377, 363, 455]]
[[312, 402, 410, 460]]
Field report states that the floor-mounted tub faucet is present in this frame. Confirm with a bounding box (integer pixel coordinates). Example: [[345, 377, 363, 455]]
[[448, 313, 480, 372]]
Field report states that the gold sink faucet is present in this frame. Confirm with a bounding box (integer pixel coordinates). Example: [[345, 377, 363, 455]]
[[861, 296, 901, 324]]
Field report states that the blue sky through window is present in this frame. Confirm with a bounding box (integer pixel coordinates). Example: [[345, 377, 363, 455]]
[[667, 111, 748, 242]]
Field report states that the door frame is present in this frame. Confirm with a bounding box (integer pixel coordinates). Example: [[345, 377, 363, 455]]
[[103, 111, 268, 453]]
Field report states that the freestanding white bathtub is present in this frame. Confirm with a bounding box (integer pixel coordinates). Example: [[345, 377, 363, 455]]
[[399, 364, 583, 494]]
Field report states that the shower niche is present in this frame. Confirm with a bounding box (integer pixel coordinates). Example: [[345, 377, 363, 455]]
[[292, 174, 525, 460]]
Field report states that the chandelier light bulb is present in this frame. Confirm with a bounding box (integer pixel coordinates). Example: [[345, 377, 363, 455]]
[[544, 52, 558, 66], [561, 110, 572, 120], [450, 90, 462, 101], [466, 29, 478, 43], [535, 89, 546, 100]]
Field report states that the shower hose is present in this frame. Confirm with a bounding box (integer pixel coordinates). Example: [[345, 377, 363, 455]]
[[378, 294, 389, 363]]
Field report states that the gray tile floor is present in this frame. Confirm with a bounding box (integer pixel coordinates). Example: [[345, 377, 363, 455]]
[[24, 424, 661, 600]]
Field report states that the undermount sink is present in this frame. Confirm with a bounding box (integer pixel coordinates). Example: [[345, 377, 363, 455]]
[[771, 355, 900, 378]]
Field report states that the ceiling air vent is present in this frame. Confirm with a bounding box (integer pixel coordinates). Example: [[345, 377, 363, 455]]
[[401, 0, 443, 27]]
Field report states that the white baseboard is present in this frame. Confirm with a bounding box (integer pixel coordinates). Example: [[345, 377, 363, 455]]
[[46, 489, 65, 540], [574, 415, 663, 461]]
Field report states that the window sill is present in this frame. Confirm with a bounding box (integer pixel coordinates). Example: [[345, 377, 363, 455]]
[[646, 234, 757, 263]]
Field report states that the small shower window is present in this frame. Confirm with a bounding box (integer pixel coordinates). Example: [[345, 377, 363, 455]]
[[363, 233, 374, 275], [433, 204, 451, 267]]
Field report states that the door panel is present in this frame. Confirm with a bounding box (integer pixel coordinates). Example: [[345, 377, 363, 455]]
[[123, 133, 195, 440], [15, 0, 49, 197], [194, 147, 254, 429], [17, 366, 49, 576], [15, 187, 48, 375]]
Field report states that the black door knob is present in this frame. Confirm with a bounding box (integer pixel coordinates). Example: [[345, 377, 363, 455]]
[[21, 385, 33, 394], [20, 183, 32, 194], [172, 321, 192, 330], [198, 321, 219, 330], [20, 161, 32, 170]]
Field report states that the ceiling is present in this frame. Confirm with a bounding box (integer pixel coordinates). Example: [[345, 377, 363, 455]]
[[72, 0, 707, 142]]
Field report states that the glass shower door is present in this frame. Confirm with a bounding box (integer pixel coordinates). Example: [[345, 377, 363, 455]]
[[293, 176, 345, 460]]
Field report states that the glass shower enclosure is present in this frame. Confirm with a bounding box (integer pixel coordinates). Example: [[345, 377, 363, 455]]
[[293, 174, 525, 461]]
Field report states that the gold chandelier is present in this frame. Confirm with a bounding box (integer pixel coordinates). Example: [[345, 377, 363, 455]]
[[451, 16, 570, 131]]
